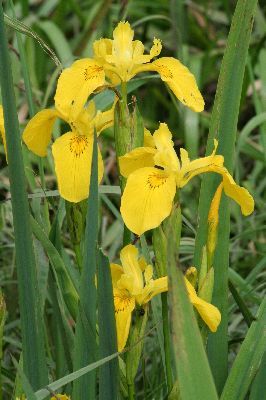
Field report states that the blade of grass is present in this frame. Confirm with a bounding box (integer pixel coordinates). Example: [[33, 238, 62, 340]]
[[221, 297, 266, 400], [166, 205, 218, 400], [249, 351, 266, 400], [36, 20, 74, 65], [0, 2, 48, 389], [228, 280, 254, 327], [30, 215, 79, 319], [12, 357, 38, 400], [72, 131, 98, 399], [193, 0, 258, 392], [97, 250, 118, 400], [3, 13, 61, 68], [34, 351, 121, 400]]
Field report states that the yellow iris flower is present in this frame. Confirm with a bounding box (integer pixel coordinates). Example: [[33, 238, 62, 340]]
[[119, 123, 254, 235], [111, 244, 221, 351], [0, 105, 7, 156], [56, 21, 204, 120], [22, 91, 114, 203], [111, 244, 168, 351]]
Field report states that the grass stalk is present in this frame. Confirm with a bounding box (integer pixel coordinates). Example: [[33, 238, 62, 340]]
[[72, 131, 98, 399], [0, 1, 48, 389], [193, 0, 258, 392], [161, 292, 173, 394]]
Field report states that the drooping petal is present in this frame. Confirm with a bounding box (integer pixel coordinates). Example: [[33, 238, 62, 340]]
[[136, 276, 168, 305], [121, 167, 176, 235], [119, 147, 156, 178], [136, 57, 204, 112], [22, 109, 59, 157], [119, 244, 143, 293], [0, 106, 7, 156], [113, 289, 135, 351], [54, 59, 105, 119], [221, 167, 254, 216], [51, 395, 70, 400], [52, 132, 103, 202], [185, 278, 221, 332], [178, 154, 224, 187]]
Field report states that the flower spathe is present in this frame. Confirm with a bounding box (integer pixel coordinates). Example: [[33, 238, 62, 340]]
[[111, 244, 168, 351], [22, 88, 115, 203], [120, 123, 254, 235], [57, 21, 204, 115]]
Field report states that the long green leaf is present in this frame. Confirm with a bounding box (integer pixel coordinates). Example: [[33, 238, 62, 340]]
[[250, 351, 266, 400], [34, 352, 121, 400], [12, 357, 38, 400], [97, 250, 118, 400], [3, 13, 61, 67], [167, 206, 218, 400], [36, 20, 73, 65], [193, 0, 258, 392], [0, 2, 48, 389], [72, 131, 98, 399], [221, 298, 266, 400], [30, 216, 79, 319]]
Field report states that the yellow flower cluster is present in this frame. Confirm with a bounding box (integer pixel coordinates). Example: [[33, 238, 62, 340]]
[[0, 21, 255, 352]]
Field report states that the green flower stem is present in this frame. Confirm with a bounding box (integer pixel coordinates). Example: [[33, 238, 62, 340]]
[[128, 383, 135, 400], [114, 81, 131, 245], [161, 292, 173, 394], [114, 81, 144, 245]]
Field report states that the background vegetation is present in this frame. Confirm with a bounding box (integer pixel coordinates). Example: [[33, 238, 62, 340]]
[[0, 0, 265, 399]]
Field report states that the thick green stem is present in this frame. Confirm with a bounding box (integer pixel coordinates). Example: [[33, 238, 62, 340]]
[[161, 292, 173, 394], [128, 383, 135, 400]]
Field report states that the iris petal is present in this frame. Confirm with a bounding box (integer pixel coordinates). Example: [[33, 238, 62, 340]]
[[52, 132, 103, 202], [121, 167, 176, 235], [22, 109, 59, 157]]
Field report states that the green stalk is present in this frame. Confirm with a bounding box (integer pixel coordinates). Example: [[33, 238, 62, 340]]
[[193, 0, 258, 393], [128, 384, 135, 400], [153, 227, 173, 394], [0, 2, 48, 389], [161, 292, 173, 393], [0, 292, 6, 400], [114, 81, 144, 245]]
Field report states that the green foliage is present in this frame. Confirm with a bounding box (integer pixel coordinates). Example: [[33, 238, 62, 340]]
[[0, 0, 265, 399]]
